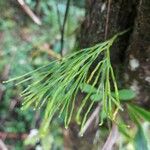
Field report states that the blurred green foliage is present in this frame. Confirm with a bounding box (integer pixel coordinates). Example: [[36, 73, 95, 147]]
[[0, 0, 84, 149]]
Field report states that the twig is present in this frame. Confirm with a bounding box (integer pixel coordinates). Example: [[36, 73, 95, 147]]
[[104, 0, 112, 131], [38, 44, 62, 60], [60, 0, 71, 56], [104, 0, 112, 40], [0, 140, 8, 150], [0, 65, 11, 101], [79, 104, 101, 135], [17, 0, 42, 25], [40, 47, 62, 60], [1, 65, 10, 81], [101, 123, 119, 150]]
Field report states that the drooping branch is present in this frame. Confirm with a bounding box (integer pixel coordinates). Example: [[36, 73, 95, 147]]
[[17, 0, 42, 25], [101, 123, 119, 150]]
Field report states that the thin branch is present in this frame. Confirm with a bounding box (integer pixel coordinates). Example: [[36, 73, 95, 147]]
[[60, 0, 71, 56], [1, 65, 10, 81], [31, 43, 62, 60], [79, 104, 101, 136], [104, 0, 112, 40], [39, 45, 62, 60], [0, 140, 8, 150], [101, 123, 119, 150], [17, 0, 42, 25]]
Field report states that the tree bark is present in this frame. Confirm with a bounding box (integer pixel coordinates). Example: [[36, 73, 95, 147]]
[[125, 0, 150, 107], [66, 0, 150, 149]]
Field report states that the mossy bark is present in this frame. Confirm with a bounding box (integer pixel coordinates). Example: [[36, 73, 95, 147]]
[[65, 0, 150, 149]]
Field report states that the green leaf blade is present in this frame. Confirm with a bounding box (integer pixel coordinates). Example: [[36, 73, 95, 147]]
[[128, 104, 150, 122], [118, 89, 136, 101], [134, 126, 149, 150]]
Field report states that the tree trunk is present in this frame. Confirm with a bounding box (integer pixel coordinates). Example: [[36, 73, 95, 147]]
[[65, 0, 150, 149]]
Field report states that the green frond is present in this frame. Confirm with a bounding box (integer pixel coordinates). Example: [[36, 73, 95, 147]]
[[4, 30, 129, 136]]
